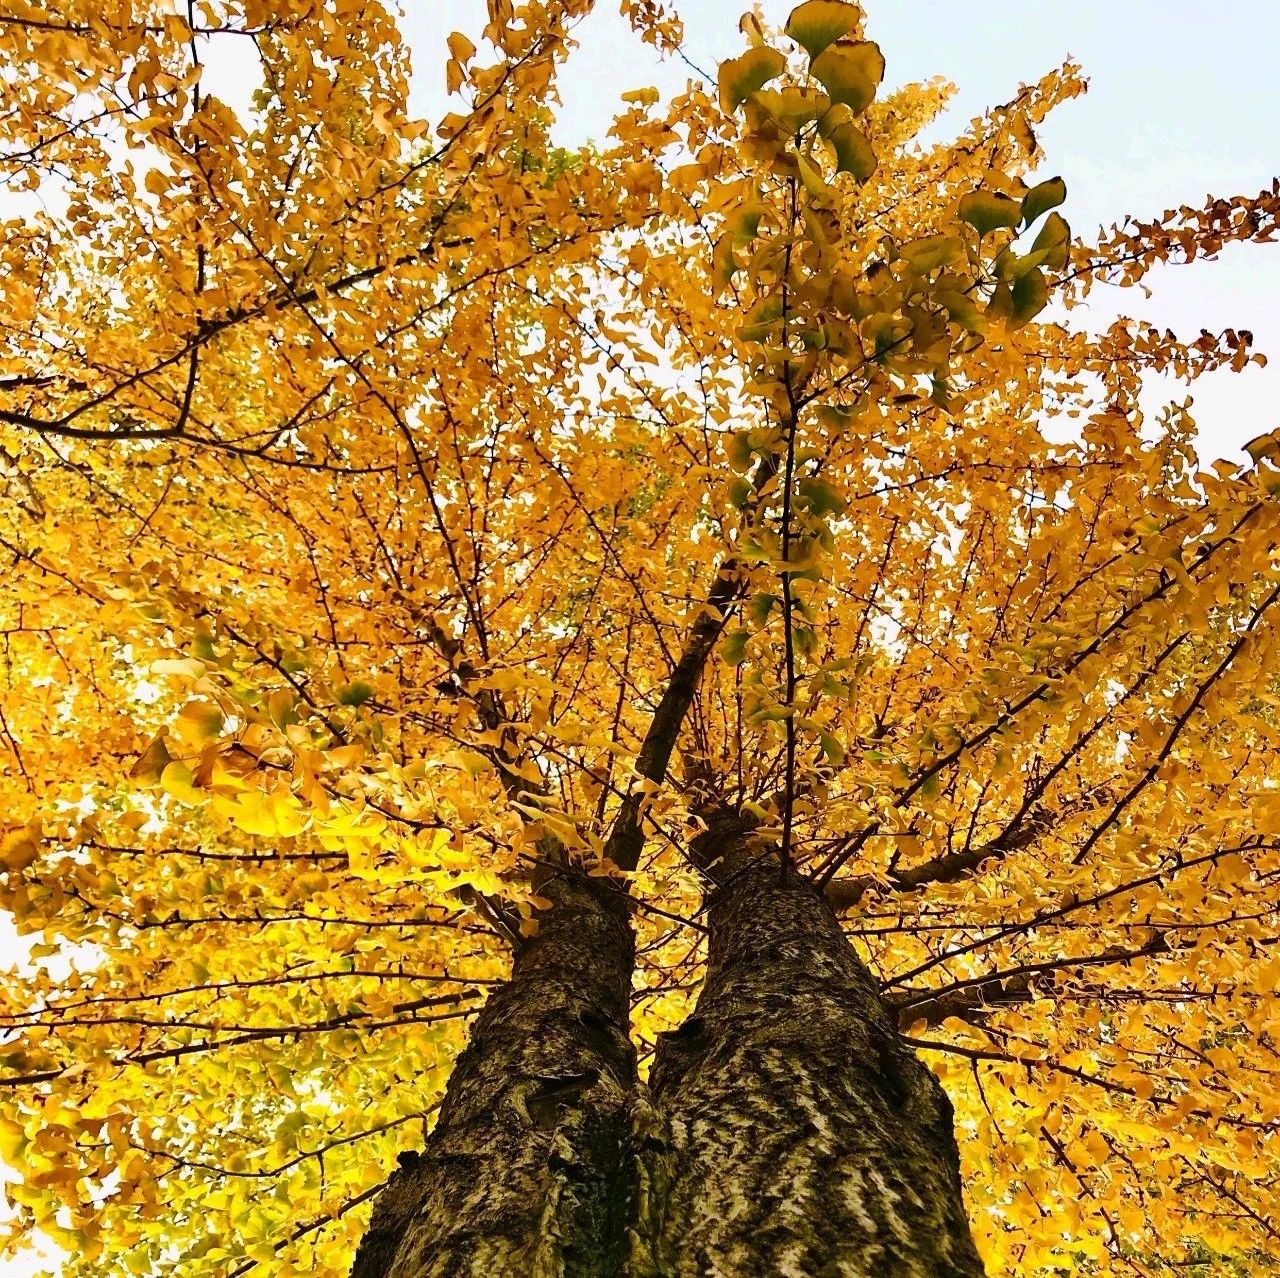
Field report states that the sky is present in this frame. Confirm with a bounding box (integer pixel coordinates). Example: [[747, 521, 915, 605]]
[[3, 2, 1278, 1273], [400, 0, 1280, 463]]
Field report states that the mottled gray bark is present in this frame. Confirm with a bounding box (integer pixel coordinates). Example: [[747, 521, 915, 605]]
[[639, 811, 985, 1278], [350, 867, 636, 1278]]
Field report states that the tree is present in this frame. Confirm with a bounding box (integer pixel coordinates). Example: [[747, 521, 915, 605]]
[[1, 0, 1278, 1273]]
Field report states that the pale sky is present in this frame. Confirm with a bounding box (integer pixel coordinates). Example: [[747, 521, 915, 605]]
[[3, 3, 1278, 1273], [401, 0, 1280, 463]]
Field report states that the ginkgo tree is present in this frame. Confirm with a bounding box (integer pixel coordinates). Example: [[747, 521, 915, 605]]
[[1, 0, 1278, 1274]]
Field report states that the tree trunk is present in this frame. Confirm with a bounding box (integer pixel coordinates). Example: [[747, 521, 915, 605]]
[[639, 811, 985, 1277], [350, 810, 985, 1277], [350, 866, 637, 1278]]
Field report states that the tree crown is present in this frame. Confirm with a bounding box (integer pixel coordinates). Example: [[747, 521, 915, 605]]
[[1, 2, 1279, 1274]]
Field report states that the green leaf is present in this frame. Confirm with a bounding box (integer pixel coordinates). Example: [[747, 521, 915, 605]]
[[935, 287, 985, 333], [339, 680, 375, 707], [722, 628, 751, 665], [818, 727, 846, 764], [900, 234, 964, 274], [749, 703, 796, 723], [1009, 267, 1048, 328], [958, 188, 1022, 238], [458, 750, 493, 778], [809, 41, 884, 113], [985, 280, 1013, 325], [712, 233, 735, 288], [796, 153, 829, 200], [823, 116, 876, 180], [192, 631, 219, 663], [798, 476, 846, 517], [1021, 175, 1066, 226], [718, 46, 786, 113], [749, 593, 777, 626], [728, 201, 763, 249], [817, 402, 863, 431], [160, 761, 202, 805], [785, 0, 861, 58], [727, 431, 755, 471], [862, 312, 910, 360], [176, 699, 224, 741], [1031, 210, 1071, 270], [739, 297, 784, 345], [0, 1117, 28, 1164], [995, 247, 1050, 281]]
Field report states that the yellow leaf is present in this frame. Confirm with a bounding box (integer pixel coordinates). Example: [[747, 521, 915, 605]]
[[718, 46, 786, 113], [809, 41, 884, 113]]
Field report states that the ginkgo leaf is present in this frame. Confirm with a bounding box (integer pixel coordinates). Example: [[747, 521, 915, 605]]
[[1244, 431, 1280, 463], [796, 153, 830, 199], [1009, 266, 1049, 327], [809, 41, 884, 112], [712, 232, 738, 288], [728, 201, 764, 248], [820, 112, 877, 179], [749, 593, 777, 625], [160, 761, 203, 805], [817, 402, 864, 431], [130, 735, 173, 782], [785, 0, 861, 58], [174, 699, 224, 743], [862, 311, 910, 359], [718, 46, 786, 113], [1021, 175, 1067, 225], [447, 31, 476, 63], [1031, 210, 1071, 269], [739, 297, 784, 344], [727, 430, 756, 471], [818, 727, 845, 763], [958, 188, 1022, 237], [798, 476, 846, 516], [0, 1117, 31, 1171], [0, 825, 40, 872], [722, 629, 752, 664], [338, 680, 375, 706], [900, 234, 965, 274]]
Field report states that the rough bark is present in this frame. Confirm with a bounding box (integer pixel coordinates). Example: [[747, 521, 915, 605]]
[[350, 867, 636, 1278], [640, 811, 985, 1278]]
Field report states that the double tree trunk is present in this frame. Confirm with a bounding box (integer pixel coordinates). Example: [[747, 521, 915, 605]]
[[351, 813, 983, 1277]]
